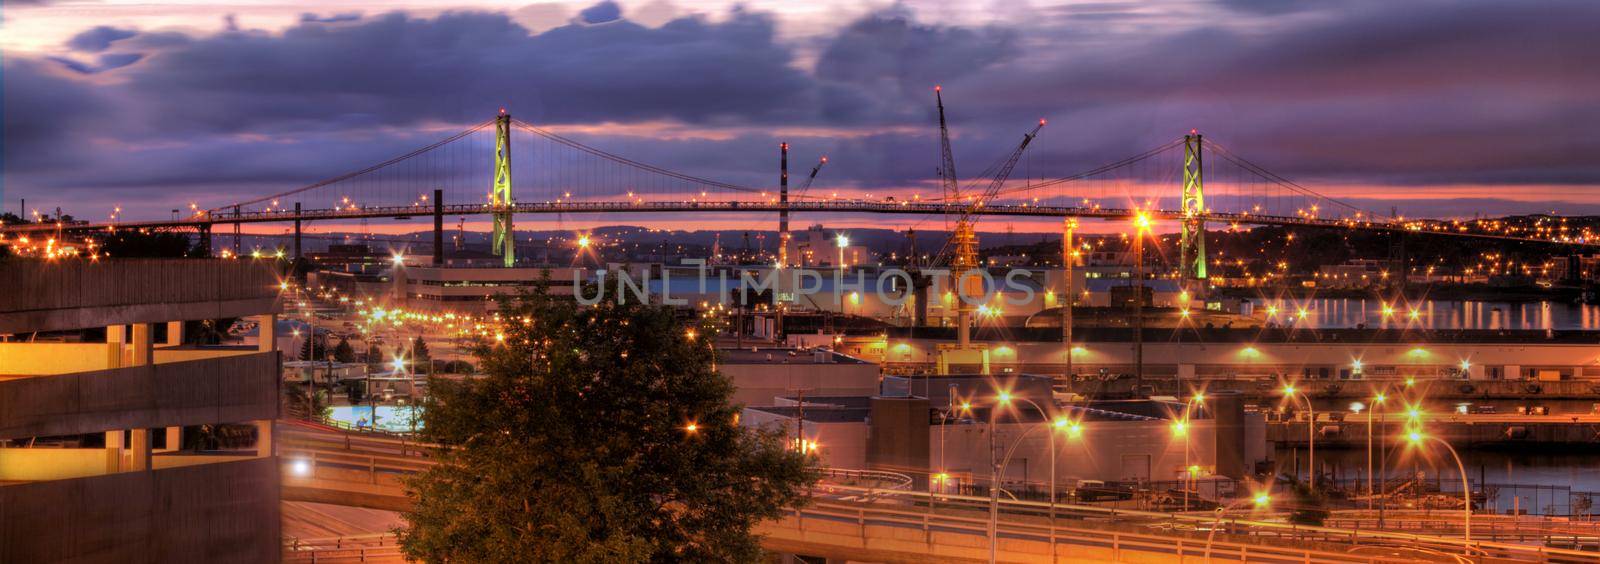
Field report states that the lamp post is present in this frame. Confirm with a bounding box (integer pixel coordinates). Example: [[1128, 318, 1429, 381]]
[[1203, 492, 1271, 563], [1063, 218, 1077, 379], [1182, 391, 1205, 511], [990, 393, 1073, 564], [1364, 389, 1389, 512], [835, 233, 849, 271], [1407, 431, 1472, 542], [1376, 391, 1389, 527], [1132, 213, 1151, 380], [1283, 384, 1316, 490]]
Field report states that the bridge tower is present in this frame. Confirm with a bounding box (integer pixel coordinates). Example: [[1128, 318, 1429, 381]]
[[1179, 132, 1208, 283], [490, 111, 515, 268]]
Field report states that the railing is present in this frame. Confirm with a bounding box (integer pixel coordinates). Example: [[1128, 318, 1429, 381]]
[[817, 467, 915, 491], [283, 533, 404, 563], [275, 425, 1600, 562], [812, 483, 1600, 563], [784, 499, 1421, 563]]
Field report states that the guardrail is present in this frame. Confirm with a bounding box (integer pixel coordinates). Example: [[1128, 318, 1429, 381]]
[[283, 533, 404, 563], [786, 499, 1421, 563], [276, 427, 1600, 562], [817, 467, 915, 491], [813, 483, 1600, 563]]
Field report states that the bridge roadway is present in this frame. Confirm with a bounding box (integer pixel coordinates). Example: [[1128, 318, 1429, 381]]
[[275, 422, 1600, 563], [5, 200, 1578, 246]]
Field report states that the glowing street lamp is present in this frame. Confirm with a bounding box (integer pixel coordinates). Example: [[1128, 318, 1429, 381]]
[[1405, 431, 1472, 541], [1205, 491, 1273, 560], [1283, 384, 1317, 489]]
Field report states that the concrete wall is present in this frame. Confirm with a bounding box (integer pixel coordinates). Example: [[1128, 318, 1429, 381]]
[[0, 342, 117, 376], [0, 457, 281, 563], [0, 344, 258, 377], [0, 449, 106, 481], [866, 397, 930, 476], [0, 259, 280, 333], [740, 409, 868, 470], [0, 352, 279, 440], [933, 420, 1218, 485]]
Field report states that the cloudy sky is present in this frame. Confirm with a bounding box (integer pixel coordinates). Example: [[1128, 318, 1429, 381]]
[[3, 0, 1598, 233]]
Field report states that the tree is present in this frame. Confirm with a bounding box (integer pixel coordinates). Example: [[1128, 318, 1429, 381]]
[[410, 336, 431, 363], [298, 333, 327, 361], [97, 229, 202, 258], [333, 337, 356, 363], [364, 342, 383, 364], [399, 289, 816, 562]]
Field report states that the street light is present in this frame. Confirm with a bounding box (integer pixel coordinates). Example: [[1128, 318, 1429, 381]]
[[1369, 391, 1390, 518], [1203, 491, 1272, 562], [1181, 391, 1206, 510], [1131, 212, 1152, 380], [835, 233, 849, 269], [1406, 431, 1472, 542], [1282, 384, 1316, 490], [988, 393, 1073, 564]]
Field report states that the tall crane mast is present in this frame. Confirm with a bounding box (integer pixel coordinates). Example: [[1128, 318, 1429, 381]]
[[931, 86, 1045, 347]]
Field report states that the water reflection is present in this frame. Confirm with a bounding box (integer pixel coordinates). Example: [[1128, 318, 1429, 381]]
[[1252, 299, 1600, 330]]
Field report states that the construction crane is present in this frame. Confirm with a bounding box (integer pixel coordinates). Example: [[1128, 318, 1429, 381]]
[[796, 156, 828, 197], [925, 86, 1046, 346]]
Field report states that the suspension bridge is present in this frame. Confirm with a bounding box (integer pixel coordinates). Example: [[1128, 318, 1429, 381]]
[[4, 105, 1590, 271]]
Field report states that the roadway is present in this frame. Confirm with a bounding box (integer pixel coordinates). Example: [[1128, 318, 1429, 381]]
[[275, 421, 1600, 563]]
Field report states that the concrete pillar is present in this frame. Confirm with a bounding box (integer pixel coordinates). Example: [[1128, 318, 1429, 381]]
[[130, 323, 154, 366], [107, 324, 128, 368], [105, 430, 125, 472], [256, 314, 277, 352], [128, 429, 152, 471], [165, 320, 185, 346], [163, 426, 183, 452], [391, 263, 408, 306], [254, 420, 274, 458]]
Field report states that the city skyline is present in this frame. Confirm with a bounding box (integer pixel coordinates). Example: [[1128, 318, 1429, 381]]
[[4, 0, 1599, 226]]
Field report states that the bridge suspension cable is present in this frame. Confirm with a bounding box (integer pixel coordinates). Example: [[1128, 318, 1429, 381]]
[[208, 119, 495, 214]]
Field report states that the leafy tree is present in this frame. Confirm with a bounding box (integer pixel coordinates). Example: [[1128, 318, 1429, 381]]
[[399, 289, 816, 562], [364, 342, 383, 364], [333, 337, 357, 363]]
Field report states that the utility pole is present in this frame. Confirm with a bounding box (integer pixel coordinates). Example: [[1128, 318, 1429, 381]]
[[1063, 218, 1077, 380], [432, 189, 444, 266], [1134, 217, 1146, 381]]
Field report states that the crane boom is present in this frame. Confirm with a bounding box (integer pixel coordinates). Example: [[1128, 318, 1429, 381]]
[[796, 156, 828, 196], [931, 118, 1047, 268], [935, 86, 960, 202]]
